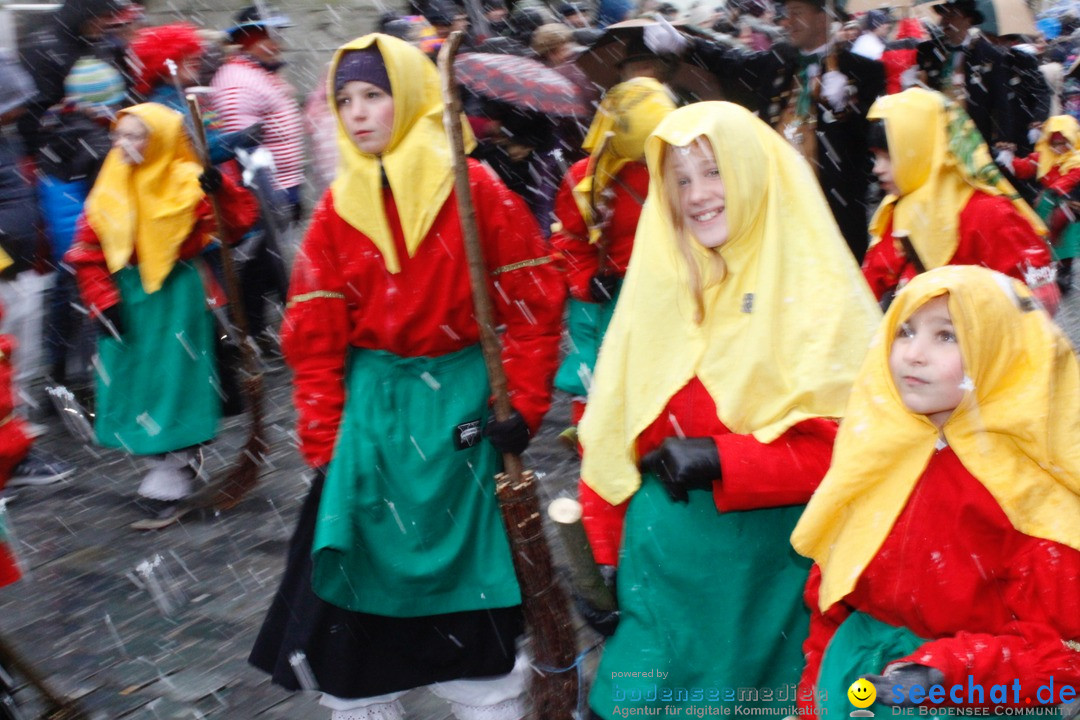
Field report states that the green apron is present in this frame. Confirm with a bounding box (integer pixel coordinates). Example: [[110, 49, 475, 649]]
[[1036, 192, 1080, 261], [554, 288, 620, 397], [817, 611, 942, 718], [95, 263, 220, 455], [589, 475, 811, 718], [311, 345, 521, 617]]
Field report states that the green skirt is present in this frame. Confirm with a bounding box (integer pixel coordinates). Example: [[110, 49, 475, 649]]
[[554, 289, 620, 397], [589, 476, 811, 718], [95, 263, 220, 455], [311, 345, 521, 617], [817, 611, 937, 717], [1036, 193, 1080, 261]]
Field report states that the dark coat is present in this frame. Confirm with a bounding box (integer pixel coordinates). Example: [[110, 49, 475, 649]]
[[687, 40, 886, 261]]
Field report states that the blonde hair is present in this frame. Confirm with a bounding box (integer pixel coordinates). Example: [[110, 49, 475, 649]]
[[660, 137, 727, 324]]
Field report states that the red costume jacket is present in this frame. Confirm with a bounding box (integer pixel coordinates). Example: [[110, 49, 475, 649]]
[[798, 446, 1080, 709], [550, 159, 649, 301], [283, 160, 565, 468], [862, 191, 1055, 304], [579, 377, 839, 566], [65, 170, 257, 314], [1011, 153, 1080, 196]]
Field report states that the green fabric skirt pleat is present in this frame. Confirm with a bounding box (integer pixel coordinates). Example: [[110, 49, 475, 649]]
[[817, 611, 939, 718], [589, 476, 811, 718], [95, 263, 220, 455], [1036, 193, 1080, 260], [554, 289, 620, 397], [311, 345, 521, 617]]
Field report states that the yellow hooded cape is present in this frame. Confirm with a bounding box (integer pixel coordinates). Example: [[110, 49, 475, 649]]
[[867, 88, 1046, 272], [83, 103, 205, 294], [792, 265, 1080, 611], [579, 102, 881, 506], [1036, 115, 1080, 179], [328, 34, 474, 274], [572, 77, 676, 243]]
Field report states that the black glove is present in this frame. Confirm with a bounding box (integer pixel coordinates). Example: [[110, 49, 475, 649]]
[[232, 122, 264, 152], [96, 304, 124, 339], [574, 564, 620, 637], [483, 410, 531, 455], [639, 437, 720, 503], [198, 166, 223, 195], [589, 273, 620, 303], [863, 664, 946, 707]]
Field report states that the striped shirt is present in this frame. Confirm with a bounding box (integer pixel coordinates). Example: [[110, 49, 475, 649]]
[[210, 56, 305, 191]]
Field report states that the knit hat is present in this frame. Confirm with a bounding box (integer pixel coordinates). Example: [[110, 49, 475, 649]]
[[334, 48, 391, 95], [64, 57, 126, 111], [129, 23, 204, 98]]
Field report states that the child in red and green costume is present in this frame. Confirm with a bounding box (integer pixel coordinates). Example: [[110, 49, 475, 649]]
[[248, 34, 565, 720], [793, 266, 1080, 717]]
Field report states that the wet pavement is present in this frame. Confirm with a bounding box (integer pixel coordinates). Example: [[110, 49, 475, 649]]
[[2, 288, 1079, 720]]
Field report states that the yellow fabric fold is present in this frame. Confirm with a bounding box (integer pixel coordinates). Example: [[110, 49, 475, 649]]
[[0, 248, 12, 275], [572, 77, 676, 244], [867, 88, 1045, 271], [1036, 115, 1080, 179], [792, 265, 1080, 610], [84, 103, 204, 294], [328, 34, 474, 274], [579, 102, 881, 506]]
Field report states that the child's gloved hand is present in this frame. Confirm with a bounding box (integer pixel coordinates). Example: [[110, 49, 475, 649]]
[[483, 410, 531, 455], [639, 437, 720, 503], [96, 304, 125, 340], [198, 166, 223, 195], [574, 564, 619, 636], [589, 273, 620, 303], [862, 664, 945, 706]]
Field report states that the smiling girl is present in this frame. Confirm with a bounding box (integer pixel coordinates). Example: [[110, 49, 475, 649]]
[[577, 102, 880, 718], [793, 266, 1080, 716]]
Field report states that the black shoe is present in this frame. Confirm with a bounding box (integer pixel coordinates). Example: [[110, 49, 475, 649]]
[[8, 450, 75, 487], [135, 497, 183, 522]]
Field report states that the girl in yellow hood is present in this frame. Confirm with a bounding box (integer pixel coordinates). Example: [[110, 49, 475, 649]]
[[576, 101, 880, 718], [248, 34, 566, 720], [65, 102, 257, 522]]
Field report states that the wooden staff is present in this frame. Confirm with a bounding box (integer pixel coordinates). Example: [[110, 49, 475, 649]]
[[437, 32, 578, 719], [183, 94, 268, 510], [0, 633, 87, 719]]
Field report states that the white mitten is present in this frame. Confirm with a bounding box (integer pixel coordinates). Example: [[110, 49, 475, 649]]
[[821, 70, 850, 111], [643, 14, 689, 55]]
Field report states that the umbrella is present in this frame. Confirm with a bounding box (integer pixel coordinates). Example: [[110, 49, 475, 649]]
[[916, 0, 1037, 36], [574, 19, 725, 101], [453, 52, 592, 117]]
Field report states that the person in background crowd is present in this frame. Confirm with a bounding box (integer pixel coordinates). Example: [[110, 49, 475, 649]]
[[792, 266, 1080, 718], [851, 10, 895, 61], [248, 34, 564, 720], [577, 101, 880, 719], [862, 88, 1059, 312], [65, 103, 257, 523]]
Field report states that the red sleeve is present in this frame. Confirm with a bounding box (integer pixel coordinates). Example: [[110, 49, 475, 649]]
[[281, 196, 350, 468], [959, 194, 1053, 288], [1048, 166, 1080, 196], [798, 565, 852, 714], [1011, 153, 1039, 181], [472, 161, 567, 433], [0, 337, 33, 485], [862, 237, 905, 301], [894, 538, 1080, 695], [550, 162, 598, 302], [211, 163, 259, 244], [64, 218, 121, 316], [711, 417, 838, 512], [579, 478, 629, 567]]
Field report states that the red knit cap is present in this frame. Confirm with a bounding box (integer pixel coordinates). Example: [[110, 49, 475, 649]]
[[130, 23, 203, 98]]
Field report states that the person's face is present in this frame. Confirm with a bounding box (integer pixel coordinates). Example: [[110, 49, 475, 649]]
[[111, 115, 150, 165], [889, 295, 966, 429], [875, 21, 894, 38], [451, 14, 470, 33], [336, 80, 395, 155], [486, 7, 509, 21], [1050, 132, 1071, 155], [842, 24, 860, 41], [872, 149, 898, 196], [938, 7, 972, 44], [246, 35, 282, 65], [784, 0, 828, 50], [565, 10, 590, 28], [667, 142, 729, 249], [178, 54, 202, 86]]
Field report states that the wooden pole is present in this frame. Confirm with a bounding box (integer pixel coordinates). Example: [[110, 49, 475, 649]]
[[437, 32, 579, 720]]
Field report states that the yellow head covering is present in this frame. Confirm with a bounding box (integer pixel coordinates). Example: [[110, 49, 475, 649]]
[[792, 265, 1080, 611], [867, 88, 1046, 271], [1036, 115, 1080, 179], [579, 102, 881, 506], [572, 77, 676, 243], [83, 103, 205, 294], [328, 34, 474, 274]]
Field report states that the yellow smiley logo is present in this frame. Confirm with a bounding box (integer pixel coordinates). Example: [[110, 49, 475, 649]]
[[848, 678, 877, 709]]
